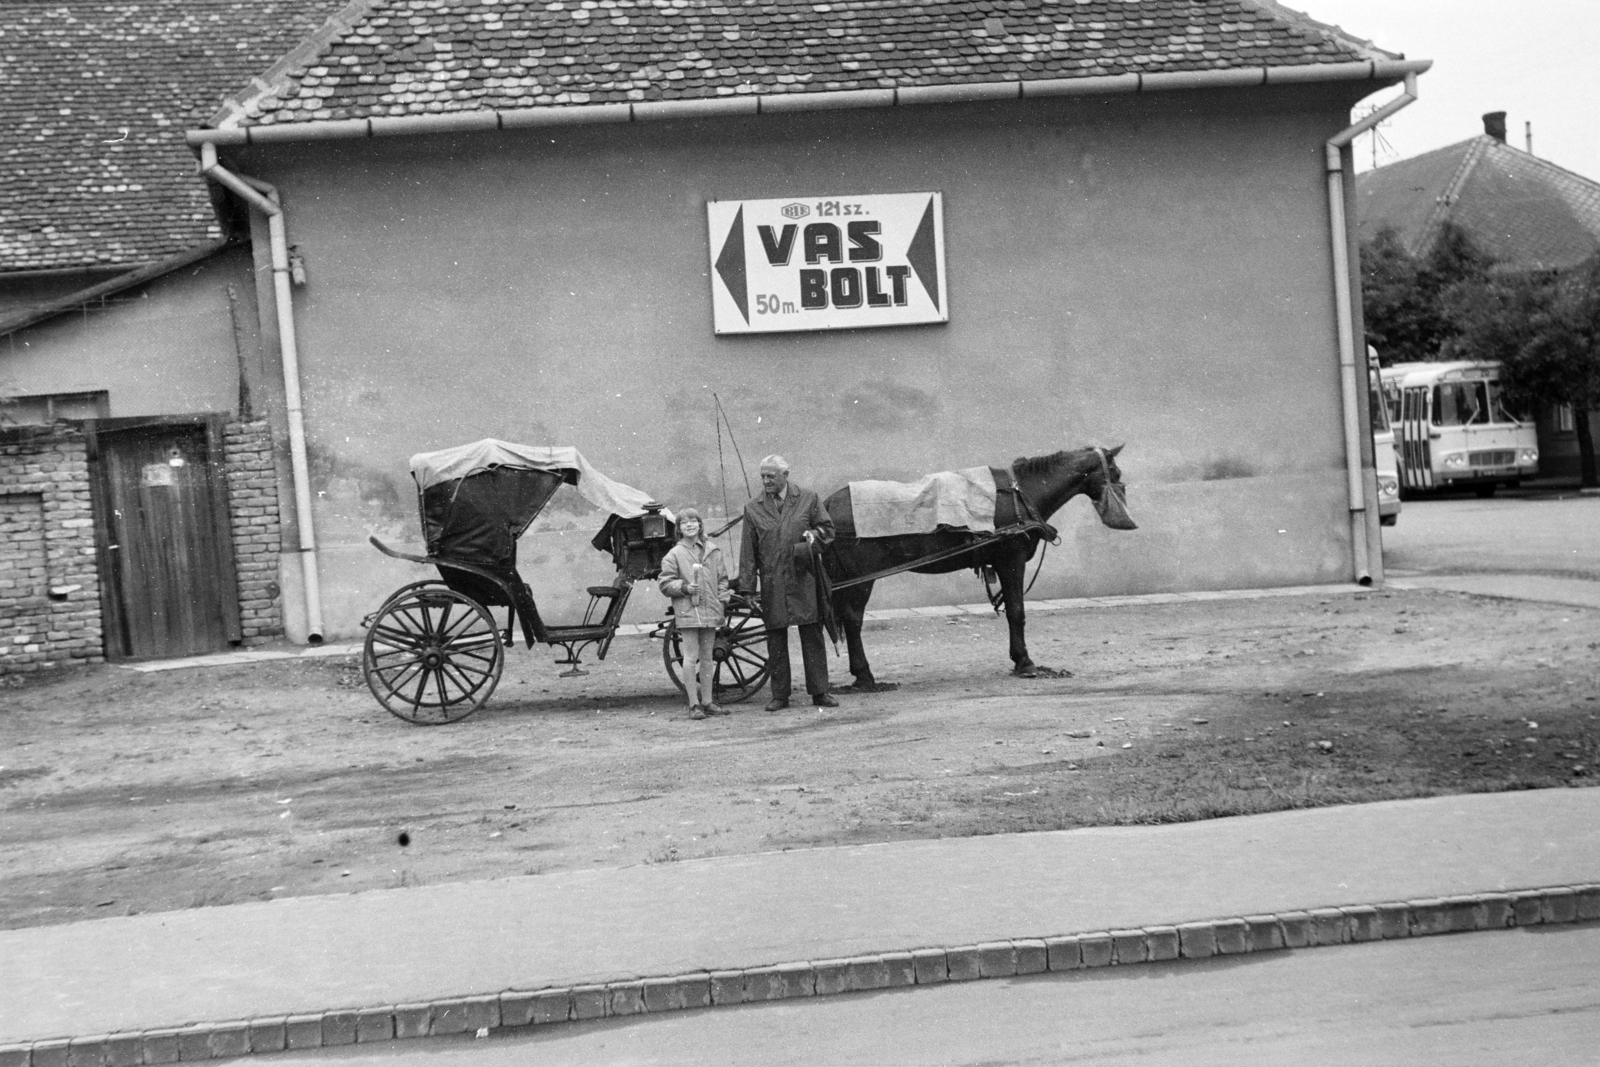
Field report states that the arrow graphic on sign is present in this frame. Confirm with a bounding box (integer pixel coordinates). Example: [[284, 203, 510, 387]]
[[905, 195, 940, 312], [714, 206, 749, 324]]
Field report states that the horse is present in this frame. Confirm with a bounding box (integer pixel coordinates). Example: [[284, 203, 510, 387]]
[[820, 445, 1132, 687]]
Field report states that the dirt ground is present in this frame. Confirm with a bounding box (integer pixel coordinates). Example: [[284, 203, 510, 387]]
[[2, 585, 1597, 931]]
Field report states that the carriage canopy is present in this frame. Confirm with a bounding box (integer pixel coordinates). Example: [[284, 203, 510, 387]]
[[409, 440, 661, 517], [408, 439, 667, 573]]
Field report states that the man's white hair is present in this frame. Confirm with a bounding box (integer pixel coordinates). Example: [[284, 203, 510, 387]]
[[758, 454, 790, 473]]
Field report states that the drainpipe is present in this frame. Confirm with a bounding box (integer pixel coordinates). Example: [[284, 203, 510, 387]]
[[198, 142, 325, 643], [1324, 72, 1419, 586]]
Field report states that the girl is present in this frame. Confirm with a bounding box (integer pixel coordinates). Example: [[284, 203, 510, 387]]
[[658, 507, 731, 719]]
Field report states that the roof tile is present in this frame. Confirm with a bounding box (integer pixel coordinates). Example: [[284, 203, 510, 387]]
[[1, 0, 338, 272], [1358, 136, 1600, 272], [219, 0, 1391, 128]]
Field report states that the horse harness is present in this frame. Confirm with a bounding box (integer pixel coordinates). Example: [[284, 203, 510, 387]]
[[754, 461, 1093, 629], [980, 453, 1110, 610]]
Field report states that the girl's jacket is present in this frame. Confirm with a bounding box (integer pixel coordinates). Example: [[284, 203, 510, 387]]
[[658, 539, 730, 628]]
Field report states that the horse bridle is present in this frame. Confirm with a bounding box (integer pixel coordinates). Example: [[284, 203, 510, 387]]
[[1091, 446, 1114, 499], [1008, 448, 1112, 513]]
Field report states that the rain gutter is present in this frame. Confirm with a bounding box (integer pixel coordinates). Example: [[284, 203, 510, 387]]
[[1324, 70, 1423, 586], [197, 141, 325, 643], [185, 59, 1433, 147]]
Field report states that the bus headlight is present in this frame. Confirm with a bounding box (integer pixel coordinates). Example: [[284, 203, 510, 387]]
[[1377, 476, 1399, 498], [1520, 448, 1538, 464], [1441, 452, 1467, 469]]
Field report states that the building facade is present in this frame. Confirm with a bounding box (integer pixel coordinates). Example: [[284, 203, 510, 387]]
[[184, 0, 1420, 641], [0, 250, 286, 674]]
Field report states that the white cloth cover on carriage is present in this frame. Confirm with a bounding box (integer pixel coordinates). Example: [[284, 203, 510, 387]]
[[408, 439, 666, 519], [848, 466, 997, 539]]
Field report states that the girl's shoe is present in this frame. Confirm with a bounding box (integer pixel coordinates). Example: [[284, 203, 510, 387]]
[[704, 702, 728, 716], [689, 705, 707, 720]]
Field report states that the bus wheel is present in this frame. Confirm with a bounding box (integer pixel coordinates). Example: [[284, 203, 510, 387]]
[[1475, 483, 1497, 498]]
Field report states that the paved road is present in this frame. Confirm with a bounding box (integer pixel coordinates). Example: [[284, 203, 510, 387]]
[[251, 925, 1600, 1067], [1383, 491, 1600, 581]]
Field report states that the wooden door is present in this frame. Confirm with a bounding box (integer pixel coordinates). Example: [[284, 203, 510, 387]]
[[90, 419, 241, 659]]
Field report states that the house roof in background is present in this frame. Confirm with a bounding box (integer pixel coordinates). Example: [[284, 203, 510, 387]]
[[0, 0, 339, 273], [211, 0, 1398, 129], [1357, 135, 1600, 272]]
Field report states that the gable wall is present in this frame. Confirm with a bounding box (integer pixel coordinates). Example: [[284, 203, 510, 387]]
[[231, 84, 1371, 639], [0, 247, 257, 420]]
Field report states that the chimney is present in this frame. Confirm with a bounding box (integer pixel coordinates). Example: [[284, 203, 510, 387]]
[[1525, 121, 1534, 155], [1483, 111, 1507, 142]]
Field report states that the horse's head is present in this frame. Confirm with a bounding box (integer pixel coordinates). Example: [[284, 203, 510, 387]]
[[1011, 444, 1136, 530], [1087, 444, 1137, 530]]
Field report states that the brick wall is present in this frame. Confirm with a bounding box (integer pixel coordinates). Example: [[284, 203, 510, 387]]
[[0, 427, 103, 674], [223, 420, 284, 646], [0, 420, 285, 675]]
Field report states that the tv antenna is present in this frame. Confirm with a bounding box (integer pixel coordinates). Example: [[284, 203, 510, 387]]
[[1353, 102, 1398, 169]]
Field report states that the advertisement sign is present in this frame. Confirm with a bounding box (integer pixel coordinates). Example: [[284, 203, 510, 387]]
[[707, 192, 947, 334]]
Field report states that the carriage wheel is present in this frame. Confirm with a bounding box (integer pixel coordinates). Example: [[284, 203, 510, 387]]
[[662, 600, 772, 704], [363, 587, 504, 725]]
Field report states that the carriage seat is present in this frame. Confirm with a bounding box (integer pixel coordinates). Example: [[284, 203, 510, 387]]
[[586, 585, 625, 598]]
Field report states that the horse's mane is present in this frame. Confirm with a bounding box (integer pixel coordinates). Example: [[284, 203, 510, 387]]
[[1011, 448, 1090, 476]]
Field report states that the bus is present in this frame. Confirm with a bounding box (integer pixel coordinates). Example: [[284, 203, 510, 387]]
[[1378, 361, 1539, 497], [1367, 348, 1401, 525]]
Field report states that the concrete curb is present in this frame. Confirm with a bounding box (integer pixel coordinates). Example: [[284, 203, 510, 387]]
[[7, 883, 1596, 1065]]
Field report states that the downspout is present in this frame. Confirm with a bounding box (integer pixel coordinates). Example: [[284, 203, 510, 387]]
[[198, 142, 325, 643], [1324, 72, 1419, 586]]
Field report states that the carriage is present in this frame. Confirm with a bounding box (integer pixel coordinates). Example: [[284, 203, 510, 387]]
[[361, 440, 771, 724]]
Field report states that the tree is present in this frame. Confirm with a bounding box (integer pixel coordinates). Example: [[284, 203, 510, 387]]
[[1361, 222, 1494, 364], [1444, 255, 1600, 487]]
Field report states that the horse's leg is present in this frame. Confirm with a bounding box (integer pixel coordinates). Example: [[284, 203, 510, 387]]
[[995, 547, 1036, 677], [837, 582, 894, 692]]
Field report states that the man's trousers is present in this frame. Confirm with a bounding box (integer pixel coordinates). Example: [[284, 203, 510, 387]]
[[766, 622, 828, 700]]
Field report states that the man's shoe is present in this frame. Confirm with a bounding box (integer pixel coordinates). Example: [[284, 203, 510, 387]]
[[764, 698, 789, 713], [812, 693, 839, 708], [704, 702, 729, 716], [689, 705, 707, 720]]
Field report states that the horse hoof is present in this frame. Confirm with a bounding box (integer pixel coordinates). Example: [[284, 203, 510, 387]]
[[1013, 667, 1038, 679]]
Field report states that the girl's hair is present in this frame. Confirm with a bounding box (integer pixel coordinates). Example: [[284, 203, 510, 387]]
[[676, 506, 705, 544]]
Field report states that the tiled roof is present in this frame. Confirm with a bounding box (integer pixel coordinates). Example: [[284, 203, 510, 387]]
[[0, 0, 340, 273], [1358, 135, 1600, 272], [219, 0, 1393, 128]]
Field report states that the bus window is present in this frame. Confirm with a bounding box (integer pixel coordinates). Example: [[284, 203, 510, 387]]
[[1487, 381, 1527, 424], [1433, 381, 1490, 426], [1368, 382, 1391, 432], [1382, 381, 1402, 424], [1403, 386, 1427, 424]]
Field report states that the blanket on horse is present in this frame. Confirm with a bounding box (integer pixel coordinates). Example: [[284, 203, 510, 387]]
[[846, 467, 997, 539]]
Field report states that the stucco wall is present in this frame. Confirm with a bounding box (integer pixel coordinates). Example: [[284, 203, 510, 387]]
[[231, 84, 1375, 641], [0, 247, 256, 419]]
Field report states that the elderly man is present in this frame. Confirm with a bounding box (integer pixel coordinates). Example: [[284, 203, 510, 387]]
[[738, 455, 838, 711]]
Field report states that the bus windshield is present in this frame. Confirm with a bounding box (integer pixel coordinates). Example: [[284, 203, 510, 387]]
[[1432, 380, 1525, 426], [1368, 382, 1391, 432]]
